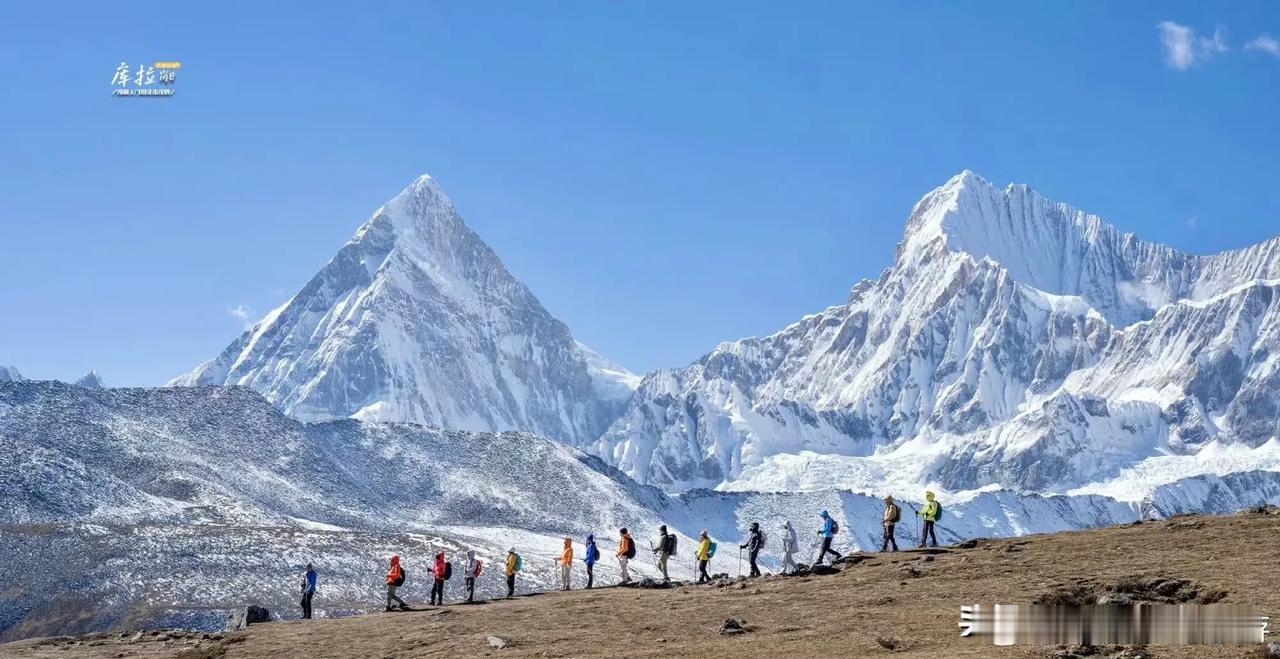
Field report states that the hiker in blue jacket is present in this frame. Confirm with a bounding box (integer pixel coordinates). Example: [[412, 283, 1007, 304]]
[[815, 510, 843, 565], [584, 534, 600, 589], [300, 563, 317, 619]]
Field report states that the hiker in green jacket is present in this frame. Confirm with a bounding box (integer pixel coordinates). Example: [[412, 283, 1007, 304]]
[[915, 491, 940, 547]]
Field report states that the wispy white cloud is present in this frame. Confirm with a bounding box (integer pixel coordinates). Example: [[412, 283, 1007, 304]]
[[227, 305, 255, 328], [1185, 216, 1198, 229], [1158, 21, 1229, 70], [1245, 34, 1280, 57]]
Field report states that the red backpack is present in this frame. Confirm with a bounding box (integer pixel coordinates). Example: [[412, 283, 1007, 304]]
[[474, 560, 483, 577]]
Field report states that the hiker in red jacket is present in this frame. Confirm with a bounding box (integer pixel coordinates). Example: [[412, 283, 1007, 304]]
[[385, 555, 408, 612], [428, 551, 448, 606]]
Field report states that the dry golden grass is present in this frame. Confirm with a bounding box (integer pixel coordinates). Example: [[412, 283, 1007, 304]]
[[4, 512, 1278, 658]]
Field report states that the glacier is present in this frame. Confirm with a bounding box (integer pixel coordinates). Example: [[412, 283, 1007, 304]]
[[5, 379, 1278, 640]]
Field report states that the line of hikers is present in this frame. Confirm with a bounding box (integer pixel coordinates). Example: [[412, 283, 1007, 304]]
[[300, 491, 944, 616]]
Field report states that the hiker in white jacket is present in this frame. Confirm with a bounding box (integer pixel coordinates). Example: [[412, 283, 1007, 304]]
[[781, 521, 799, 574], [463, 550, 481, 603]]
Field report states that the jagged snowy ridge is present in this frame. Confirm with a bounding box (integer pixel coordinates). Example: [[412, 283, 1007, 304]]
[[597, 171, 1280, 495]]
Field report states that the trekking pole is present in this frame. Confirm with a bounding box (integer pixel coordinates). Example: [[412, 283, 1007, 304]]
[[906, 503, 920, 546], [737, 548, 742, 577]]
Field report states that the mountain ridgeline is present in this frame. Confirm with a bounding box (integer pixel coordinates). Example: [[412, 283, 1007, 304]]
[[595, 171, 1280, 493], [170, 175, 635, 446]]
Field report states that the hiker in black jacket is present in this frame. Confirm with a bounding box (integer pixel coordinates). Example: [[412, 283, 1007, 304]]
[[740, 522, 764, 577], [654, 525, 674, 582]]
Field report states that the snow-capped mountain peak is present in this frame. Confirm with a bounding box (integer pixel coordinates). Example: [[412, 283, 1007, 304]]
[[900, 171, 1280, 326], [0, 365, 22, 382], [172, 174, 636, 445], [598, 171, 1280, 495], [72, 370, 104, 389]]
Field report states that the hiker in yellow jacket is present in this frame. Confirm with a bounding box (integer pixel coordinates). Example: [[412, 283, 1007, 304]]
[[558, 537, 573, 591], [915, 491, 940, 548], [696, 530, 713, 584], [505, 548, 519, 598]]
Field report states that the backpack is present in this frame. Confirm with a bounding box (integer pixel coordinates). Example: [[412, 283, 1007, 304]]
[[514, 554, 523, 572], [830, 520, 840, 535], [707, 541, 718, 558], [474, 560, 483, 577], [394, 568, 406, 587], [443, 562, 453, 580], [889, 504, 901, 523], [666, 534, 677, 556], [756, 530, 768, 550], [934, 503, 943, 521], [624, 537, 636, 559]]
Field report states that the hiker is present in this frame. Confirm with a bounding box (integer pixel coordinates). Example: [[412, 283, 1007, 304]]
[[781, 521, 799, 574], [300, 563, 317, 619], [653, 525, 675, 582], [740, 522, 764, 577], [385, 555, 408, 612], [815, 510, 843, 564], [915, 491, 940, 547], [428, 551, 448, 606], [617, 527, 635, 584], [696, 530, 713, 584], [559, 537, 574, 590], [882, 496, 901, 552], [584, 534, 599, 589], [505, 547, 519, 597], [463, 549, 482, 603]]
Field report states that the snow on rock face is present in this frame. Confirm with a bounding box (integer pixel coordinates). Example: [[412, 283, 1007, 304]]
[[72, 370, 104, 389], [0, 365, 22, 382], [6, 379, 1279, 640], [600, 172, 1280, 494], [170, 175, 635, 446], [904, 171, 1280, 326]]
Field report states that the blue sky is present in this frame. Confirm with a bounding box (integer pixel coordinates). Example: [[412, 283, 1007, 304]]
[[1, 1, 1278, 386]]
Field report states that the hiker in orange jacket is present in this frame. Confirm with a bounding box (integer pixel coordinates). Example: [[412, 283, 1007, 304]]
[[385, 555, 408, 612], [559, 537, 573, 591], [616, 528, 635, 584], [428, 551, 448, 605]]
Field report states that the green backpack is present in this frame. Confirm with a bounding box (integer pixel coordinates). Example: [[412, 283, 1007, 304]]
[[707, 541, 718, 558], [513, 553, 523, 572]]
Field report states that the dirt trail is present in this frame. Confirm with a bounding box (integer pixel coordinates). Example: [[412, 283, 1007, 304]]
[[3, 513, 1278, 658]]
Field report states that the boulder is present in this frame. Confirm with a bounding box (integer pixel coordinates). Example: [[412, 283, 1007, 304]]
[[719, 618, 749, 635], [225, 605, 272, 631]]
